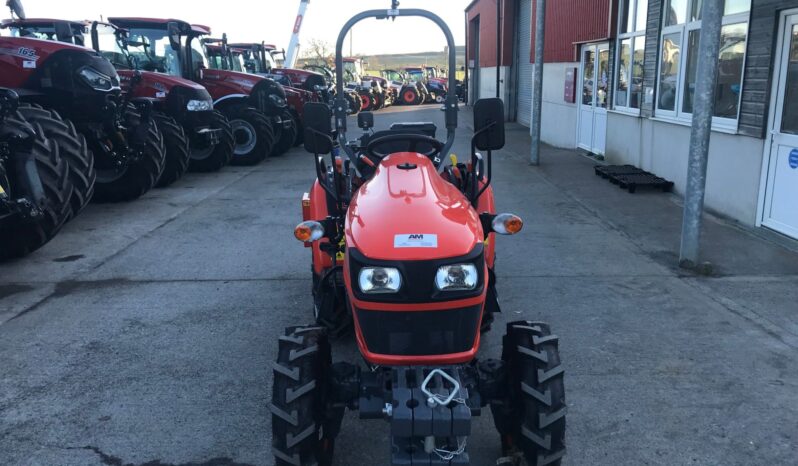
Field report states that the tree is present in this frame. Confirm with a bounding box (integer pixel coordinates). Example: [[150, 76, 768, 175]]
[[302, 38, 333, 66]]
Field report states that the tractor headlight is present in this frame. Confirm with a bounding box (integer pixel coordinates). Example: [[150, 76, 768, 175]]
[[359, 267, 402, 294], [435, 264, 478, 291], [78, 67, 115, 91], [186, 99, 212, 112], [269, 94, 286, 106]]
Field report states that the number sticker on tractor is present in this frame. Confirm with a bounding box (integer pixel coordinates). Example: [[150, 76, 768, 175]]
[[394, 234, 438, 248]]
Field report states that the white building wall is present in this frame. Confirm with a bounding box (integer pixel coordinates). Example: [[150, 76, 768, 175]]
[[476, 66, 513, 119], [529, 62, 579, 149], [605, 112, 765, 225]]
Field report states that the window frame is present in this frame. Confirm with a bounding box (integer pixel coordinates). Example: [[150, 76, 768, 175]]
[[655, 0, 750, 130], [614, 0, 649, 115]]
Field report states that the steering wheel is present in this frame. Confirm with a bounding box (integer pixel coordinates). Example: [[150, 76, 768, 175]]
[[365, 133, 444, 164]]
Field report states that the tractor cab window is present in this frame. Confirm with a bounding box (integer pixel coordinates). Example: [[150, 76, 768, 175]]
[[125, 28, 182, 76], [230, 52, 246, 73], [406, 70, 425, 82], [241, 49, 262, 74], [94, 24, 131, 69], [264, 51, 277, 73], [343, 61, 361, 80], [383, 70, 404, 82], [189, 36, 210, 77], [5, 23, 85, 46]]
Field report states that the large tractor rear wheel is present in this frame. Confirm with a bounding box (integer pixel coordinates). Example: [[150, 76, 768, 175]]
[[401, 87, 419, 105], [270, 326, 337, 466], [273, 110, 297, 156], [91, 105, 166, 203], [223, 105, 273, 165], [493, 321, 567, 466], [153, 112, 190, 188], [0, 113, 72, 260], [359, 92, 373, 112], [15, 104, 95, 218], [188, 110, 234, 173]]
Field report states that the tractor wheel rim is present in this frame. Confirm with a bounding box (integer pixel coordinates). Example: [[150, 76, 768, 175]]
[[230, 119, 257, 156], [435, 95, 445, 103], [404, 91, 415, 103]]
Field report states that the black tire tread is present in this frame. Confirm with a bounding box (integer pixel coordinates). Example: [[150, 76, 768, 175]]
[[15, 104, 95, 217], [223, 105, 273, 166], [273, 110, 297, 156], [0, 114, 73, 260], [91, 105, 166, 202], [503, 321, 567, 466], [153, 112, 190, 187], [271, 326, 334, 466]]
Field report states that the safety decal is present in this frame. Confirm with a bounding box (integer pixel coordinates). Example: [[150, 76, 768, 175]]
[[155, 91, 167, 98], [394, 234, 438, 248], [23, 60, 36, 69]]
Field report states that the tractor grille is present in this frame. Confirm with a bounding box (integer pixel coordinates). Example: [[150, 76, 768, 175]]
[[355, 305, 481, 356]]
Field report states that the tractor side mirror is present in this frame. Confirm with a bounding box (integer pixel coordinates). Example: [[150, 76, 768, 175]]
[[8, 0, 25, 20], [303, 102, 333, 154], [167, 22, 182, 51], [473, 98, 505, 151], [358, 111, 374, 130]]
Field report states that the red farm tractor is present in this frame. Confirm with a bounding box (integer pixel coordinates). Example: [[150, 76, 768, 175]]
[[0, 4, 167, 205], [269, 5, 566, 466], [0, 87, 72, 260], [107, 18, 287, 164], [2, 18, 233, 182], [303, 63, 363, 115]]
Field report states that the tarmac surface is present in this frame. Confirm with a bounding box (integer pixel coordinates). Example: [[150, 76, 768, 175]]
[[1, 104, 797, 465]]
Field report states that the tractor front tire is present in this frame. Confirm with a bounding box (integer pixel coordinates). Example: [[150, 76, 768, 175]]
[[92, 105, 165, 203], [270, 326, 336, 466], [188, 110, 234, 173], [0, 113, 72, 260], [223, 105, 273, 165], [153, 112, 190, 187], [16, 104, 95, 218], [273, 110, 297, 156], [494, 321, 566, 466]]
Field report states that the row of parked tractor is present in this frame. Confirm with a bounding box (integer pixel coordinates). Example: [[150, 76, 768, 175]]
[[0, 0, 440, 261]]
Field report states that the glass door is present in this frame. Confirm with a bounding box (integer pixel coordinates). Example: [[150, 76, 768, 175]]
[[578, 43, 610, 155], [762, 13, 798, 239]]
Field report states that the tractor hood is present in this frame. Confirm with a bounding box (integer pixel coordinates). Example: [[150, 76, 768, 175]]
[[199, 68, 265, 99], [346, 152, 482, 261], [119, 70, 209, 98]]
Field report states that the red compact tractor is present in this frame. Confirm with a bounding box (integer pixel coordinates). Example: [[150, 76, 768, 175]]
[[269, 5, 566, 466], [107, 18, 290, 163], [2, 18, 233, 182], [0, 87, 72, 259], [0, 3, 166, 205]]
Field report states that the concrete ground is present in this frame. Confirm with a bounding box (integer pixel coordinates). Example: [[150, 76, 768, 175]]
[[1, 104, 797, 466]]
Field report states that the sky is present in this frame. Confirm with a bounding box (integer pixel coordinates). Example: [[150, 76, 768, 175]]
[[11, 0, 467, 56]]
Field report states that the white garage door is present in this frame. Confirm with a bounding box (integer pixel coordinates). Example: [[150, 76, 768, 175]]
[[516, 0, 534, 126]]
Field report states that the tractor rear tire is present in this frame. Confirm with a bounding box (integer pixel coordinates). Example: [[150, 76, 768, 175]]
[[494, 321, 566, 466], [270, 326, 336, 466], [153, 112, 190, 187], [188, 110, 234, 173], [402, 88, 419, 105], [223, 105, 272, 165], [91, 105, 165, 203], [359, 93, 373, 112], [0, 114, 73, 261], [273, 110, 297, 156], [15, 104, 95, 218]]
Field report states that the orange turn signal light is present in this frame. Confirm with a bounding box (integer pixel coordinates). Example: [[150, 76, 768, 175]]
[[492, 213, 523, 235], [294, 221, 325, 242]]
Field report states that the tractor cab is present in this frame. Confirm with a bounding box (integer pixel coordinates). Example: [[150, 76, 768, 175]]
[[1, 17, 86, 45]]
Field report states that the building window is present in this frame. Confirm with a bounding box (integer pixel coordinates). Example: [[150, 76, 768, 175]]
[[656, 0, 750, 128], [614, 0, 648, 112]]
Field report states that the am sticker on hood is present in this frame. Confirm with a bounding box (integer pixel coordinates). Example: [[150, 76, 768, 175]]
[[394, 234, 438, 248]]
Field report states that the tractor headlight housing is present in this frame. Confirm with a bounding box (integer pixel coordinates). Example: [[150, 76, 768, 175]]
[[186, 99, 212, 112], [359, 267, 402, 294], [435, 264, 478, 291], [78, 67, 115, 91]]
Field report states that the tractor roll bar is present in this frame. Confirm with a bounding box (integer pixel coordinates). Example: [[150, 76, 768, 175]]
[[334, 8, 458, 168]]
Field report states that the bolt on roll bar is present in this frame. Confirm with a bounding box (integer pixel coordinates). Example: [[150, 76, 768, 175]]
[[333, 7, 458, 170]]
